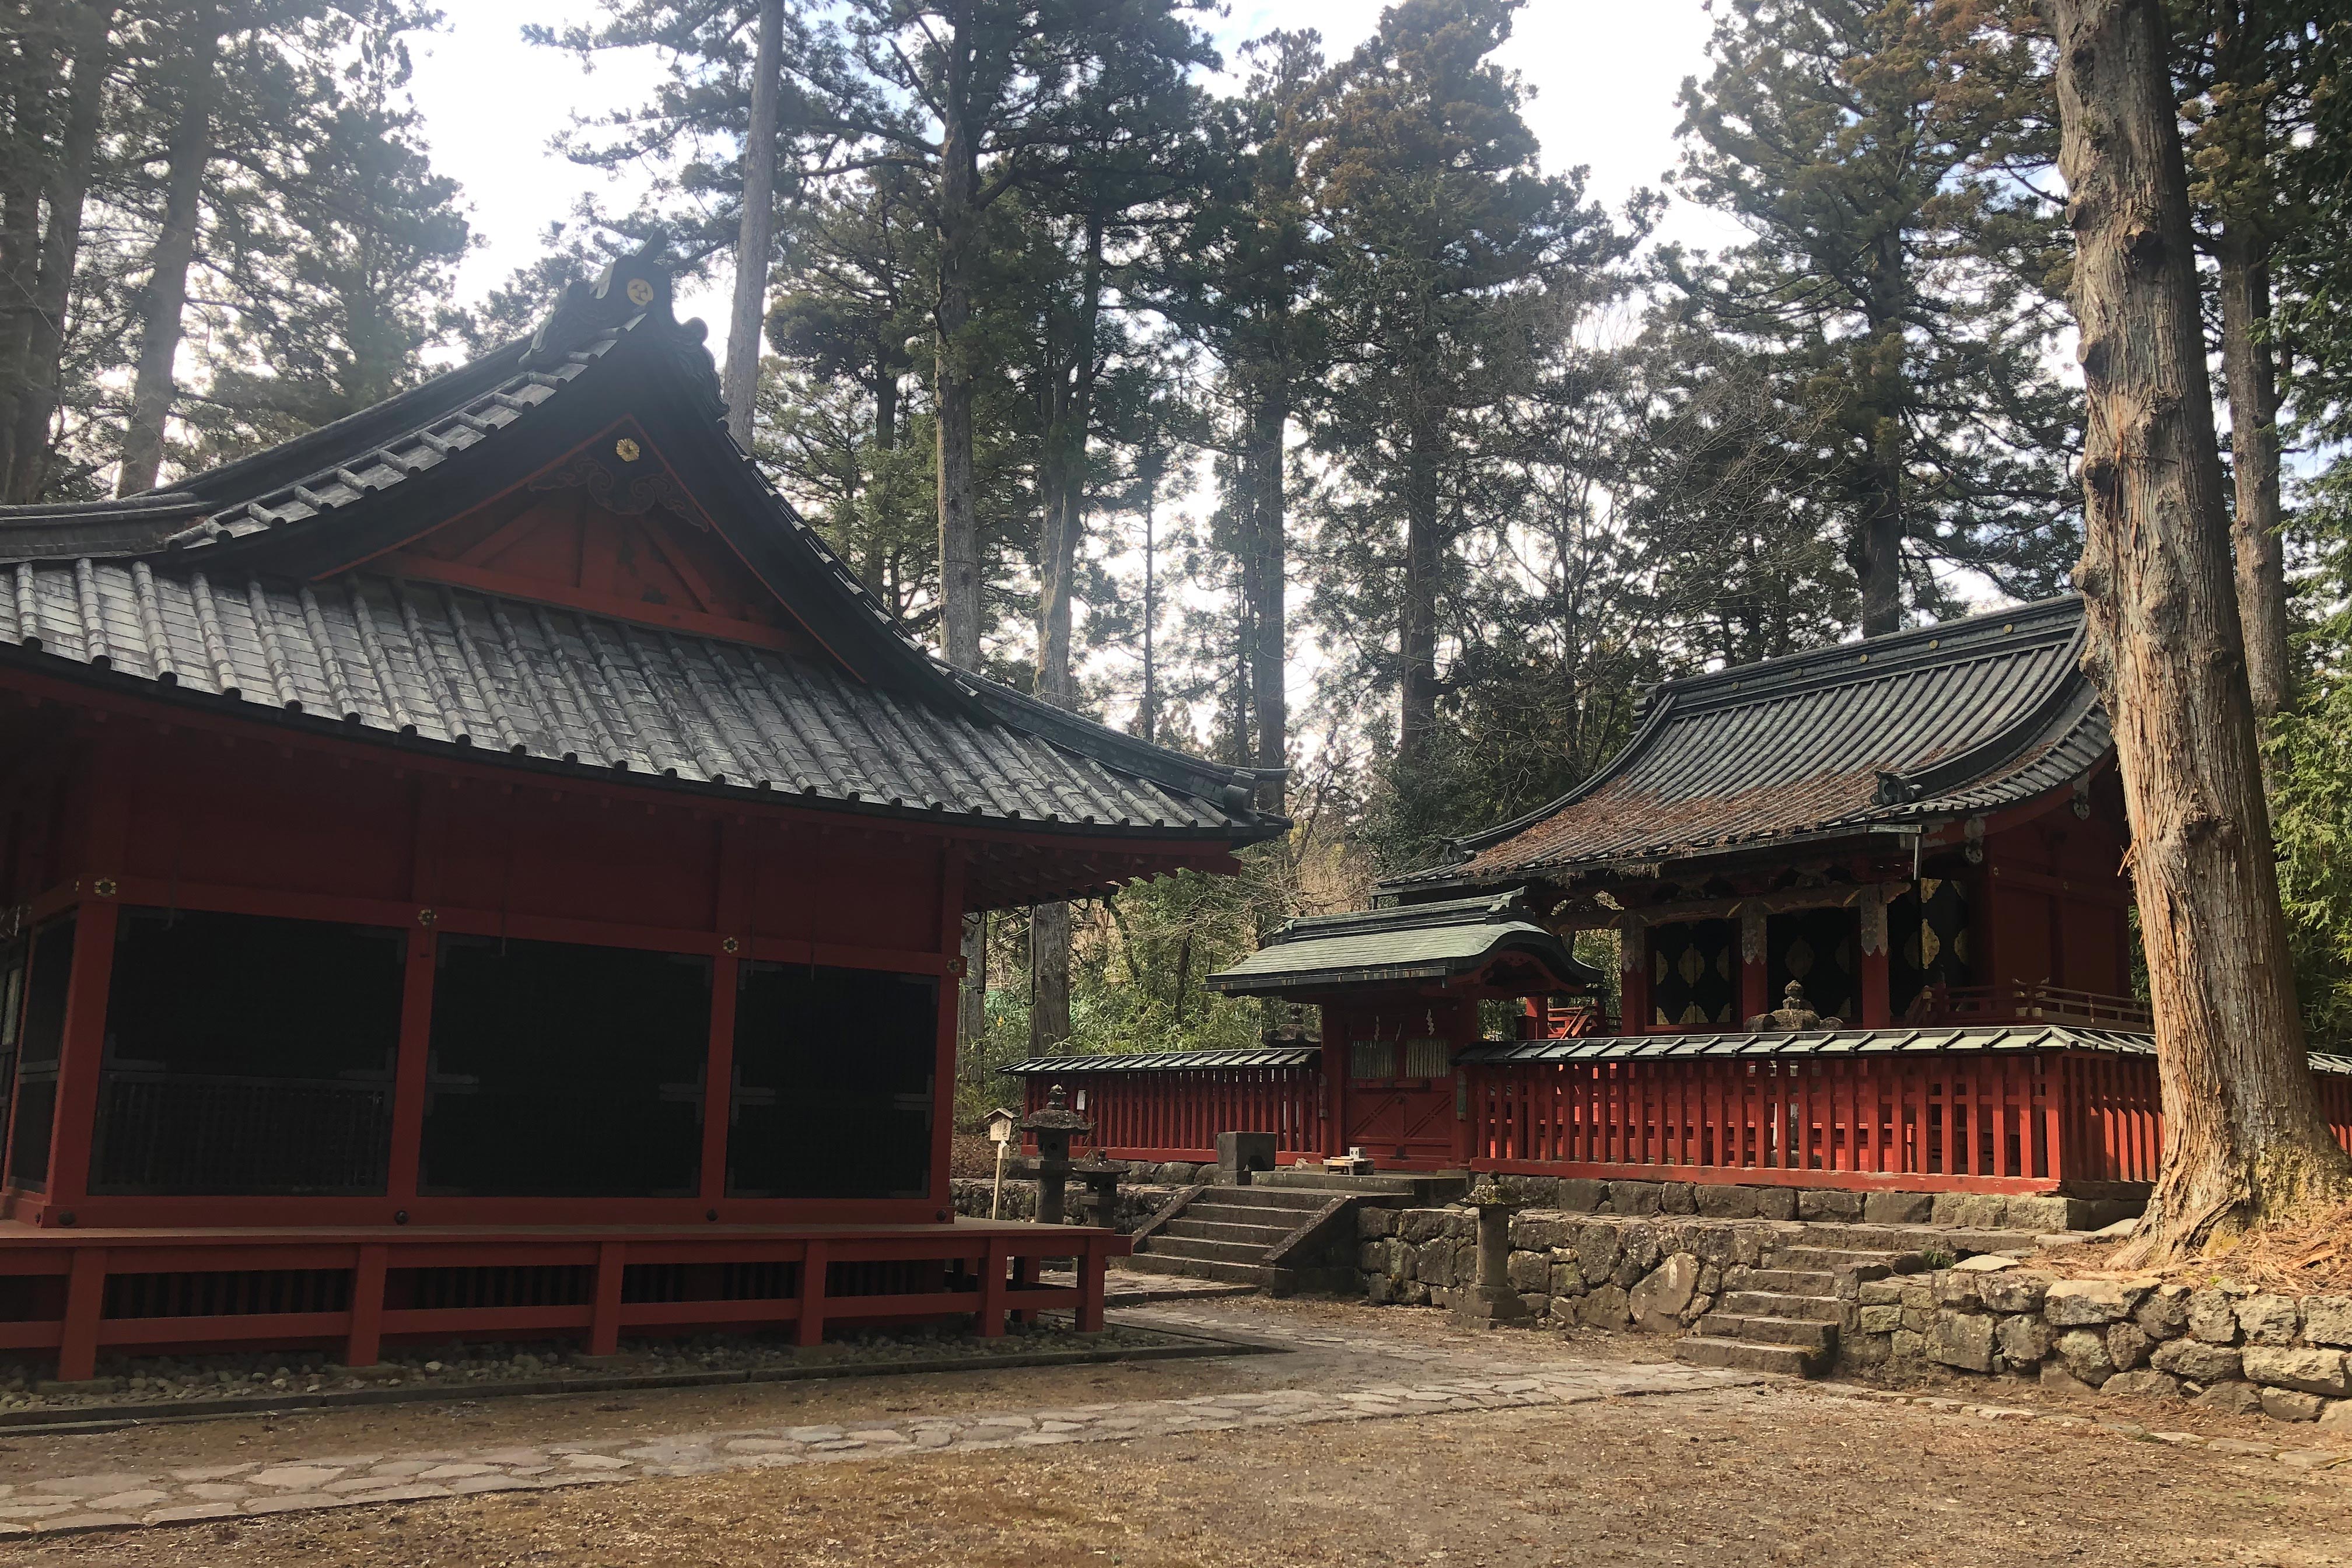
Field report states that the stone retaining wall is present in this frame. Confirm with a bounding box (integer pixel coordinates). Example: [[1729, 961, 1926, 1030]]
[[1356, 1208, 1798, 1331], [1476, 1175, 2133, 1234], [947, 1178, 1178, 1234], [1871, 1265, 2352, 1428]]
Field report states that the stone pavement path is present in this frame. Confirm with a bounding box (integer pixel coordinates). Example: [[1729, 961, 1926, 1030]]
[[0, 1305, 1763, 1537]]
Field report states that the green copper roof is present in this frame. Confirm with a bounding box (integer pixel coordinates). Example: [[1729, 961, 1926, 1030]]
[[1206, 891, 1602, 998]]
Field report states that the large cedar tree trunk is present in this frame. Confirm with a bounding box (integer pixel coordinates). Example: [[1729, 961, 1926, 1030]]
[[720, 0, 784, 449], [1398, 425, 1441, 774], [1025, 220, 1104, 1056], [116, 2, 219, 498], [933, 37, 982, 674], [2050, 0, 2352, 1258], [2216, 236, 2292, 717], [1247, 377, 1288, 812], [933, 31, 985, 1055], [0, 9, 50, 498]]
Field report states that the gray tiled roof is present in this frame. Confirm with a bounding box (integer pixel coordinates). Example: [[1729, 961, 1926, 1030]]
[[1460, 1026, 2352, 1074], [1390, 596, 2107, 890], [1208, 891, 1603, 996], [999, 1045, 1323, 1074], [0, 251, 1276, 850], [0, 562, 1244, 832]]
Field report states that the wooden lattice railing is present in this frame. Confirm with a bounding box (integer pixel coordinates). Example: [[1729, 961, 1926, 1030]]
[[1019, 1065, 1323, 1165]]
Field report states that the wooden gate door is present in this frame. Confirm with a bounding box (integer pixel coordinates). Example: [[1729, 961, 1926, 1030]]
[[1343, 1037, 1458, 1168]]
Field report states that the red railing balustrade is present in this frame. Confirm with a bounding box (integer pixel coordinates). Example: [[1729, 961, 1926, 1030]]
[[1020, 1065, 1323, 1165], [1903, 982, 2154, 1030]]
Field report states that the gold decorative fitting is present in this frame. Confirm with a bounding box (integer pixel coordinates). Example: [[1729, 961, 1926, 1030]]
[[947, 954, 970, 979], [614, 437, 642, 463], [416, 908, 438, 927], [92, 878, 117, 898], [625, 277, 654, 307], [722, 937, 740, 954]]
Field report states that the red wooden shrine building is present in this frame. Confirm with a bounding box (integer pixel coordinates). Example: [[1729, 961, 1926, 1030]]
[[0, 250, 1280, 1381], [1013, 598, 2352, 1195]]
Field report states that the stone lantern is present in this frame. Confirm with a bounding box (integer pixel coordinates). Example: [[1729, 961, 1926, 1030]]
[[1016, 1084, 1095, 1226], [1452, 1181, 1536, 1327]]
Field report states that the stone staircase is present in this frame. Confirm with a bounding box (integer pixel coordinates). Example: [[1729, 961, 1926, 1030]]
[[1124, 1172, 1460, 1293], [1673, 1236, 1929, 1377], [1124, 1185, 1339, 1289]]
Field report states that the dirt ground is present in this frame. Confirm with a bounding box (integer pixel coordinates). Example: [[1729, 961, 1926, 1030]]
[[0, 1299, 2346, 1567]]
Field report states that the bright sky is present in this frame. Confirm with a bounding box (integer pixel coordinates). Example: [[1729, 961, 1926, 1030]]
[[398, 1, 1756, 739], [403, 0, 1749, 366]]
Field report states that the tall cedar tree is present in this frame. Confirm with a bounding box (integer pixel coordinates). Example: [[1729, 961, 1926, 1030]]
[[2051, 0, 2352, 1256], [1672, 0, 2079, 634], [176, 18, 470, 464], [759, 0, 1217, 676], [0, 1, 116, 502], [760, 169, 933, 622], [1166, 32, 1330, 813], [2, 3, 466, 498], [2176, 0, 2324, 718], [1307, 0, 1633, 776]]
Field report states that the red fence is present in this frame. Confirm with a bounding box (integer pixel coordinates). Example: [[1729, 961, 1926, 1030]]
[[0, 1220, 1120, 1382], [1465, 1049, 2352, 1194], [1020, 1066, 1323, 1165]]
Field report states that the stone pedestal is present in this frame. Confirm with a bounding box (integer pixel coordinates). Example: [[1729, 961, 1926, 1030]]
[[1452, 1182, 1534, 1328], [1216, 1130, 1277, 1186]]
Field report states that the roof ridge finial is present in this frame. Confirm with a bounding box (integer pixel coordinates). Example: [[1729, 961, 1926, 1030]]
[[524, 237, 678, 369]]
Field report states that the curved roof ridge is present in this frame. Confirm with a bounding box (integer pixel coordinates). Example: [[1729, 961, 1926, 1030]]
[[1388, 595, 2104, 891]]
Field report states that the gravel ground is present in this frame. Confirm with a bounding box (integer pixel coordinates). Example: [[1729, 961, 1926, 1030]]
[[0, 1298, 2343, 1565], [0, 1320, 1181, 1414]]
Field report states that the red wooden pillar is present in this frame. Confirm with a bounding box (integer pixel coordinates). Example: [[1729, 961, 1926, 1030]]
[[1322, 1006, 1346, 1158], [1621, 922, 1648, 1034], [56, 1245, 106, 1382], [1076, 1238, 1107, 1334], [41, 896, 117, 1213], [1859, 887, 1891, 1027], [976, 1236, 1007, 1339], [385, 927, 436, 1203], [795, 1238, 828, 1348], [1739, 909, 1768, 1023], [589, 1240, 627, 1356], [389, 778, 446, 1205], [930, 845, 967, 1212], [345, 1244, 389, 1368], [700, 954, 738, 1207]]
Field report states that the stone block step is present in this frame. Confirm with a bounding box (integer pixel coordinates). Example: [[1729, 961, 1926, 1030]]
[[1698, 1312, 1836, 1350], [1672, 1336, 1825, 1377], [1162, 1217, 1293, 1247], [1250, 1171, 1442, 1195], [1791, 1222, 2044, 1256], [1187, 1186, 1336, 1212], [1119, 1252, 1265, 1286], [1720, 1290, 1845, 1323], [1740, 1268, 1838, 1296], [1769, 1247, 1913, 1277], [1181, 1204, 1312, 1233], [1134, 1236, 1268, 1266]]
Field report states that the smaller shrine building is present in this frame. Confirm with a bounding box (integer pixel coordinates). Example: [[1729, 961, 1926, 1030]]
[[1011, 598, 2352, 1197]]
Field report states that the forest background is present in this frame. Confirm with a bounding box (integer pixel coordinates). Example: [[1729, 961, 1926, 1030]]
[[5, 0, 2350, 1126]]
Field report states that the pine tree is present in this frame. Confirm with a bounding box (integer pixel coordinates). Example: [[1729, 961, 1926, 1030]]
[[1306, 0, 1636, 775], [1672, 0, 2080, 634], [178, 11, 470, 464]]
